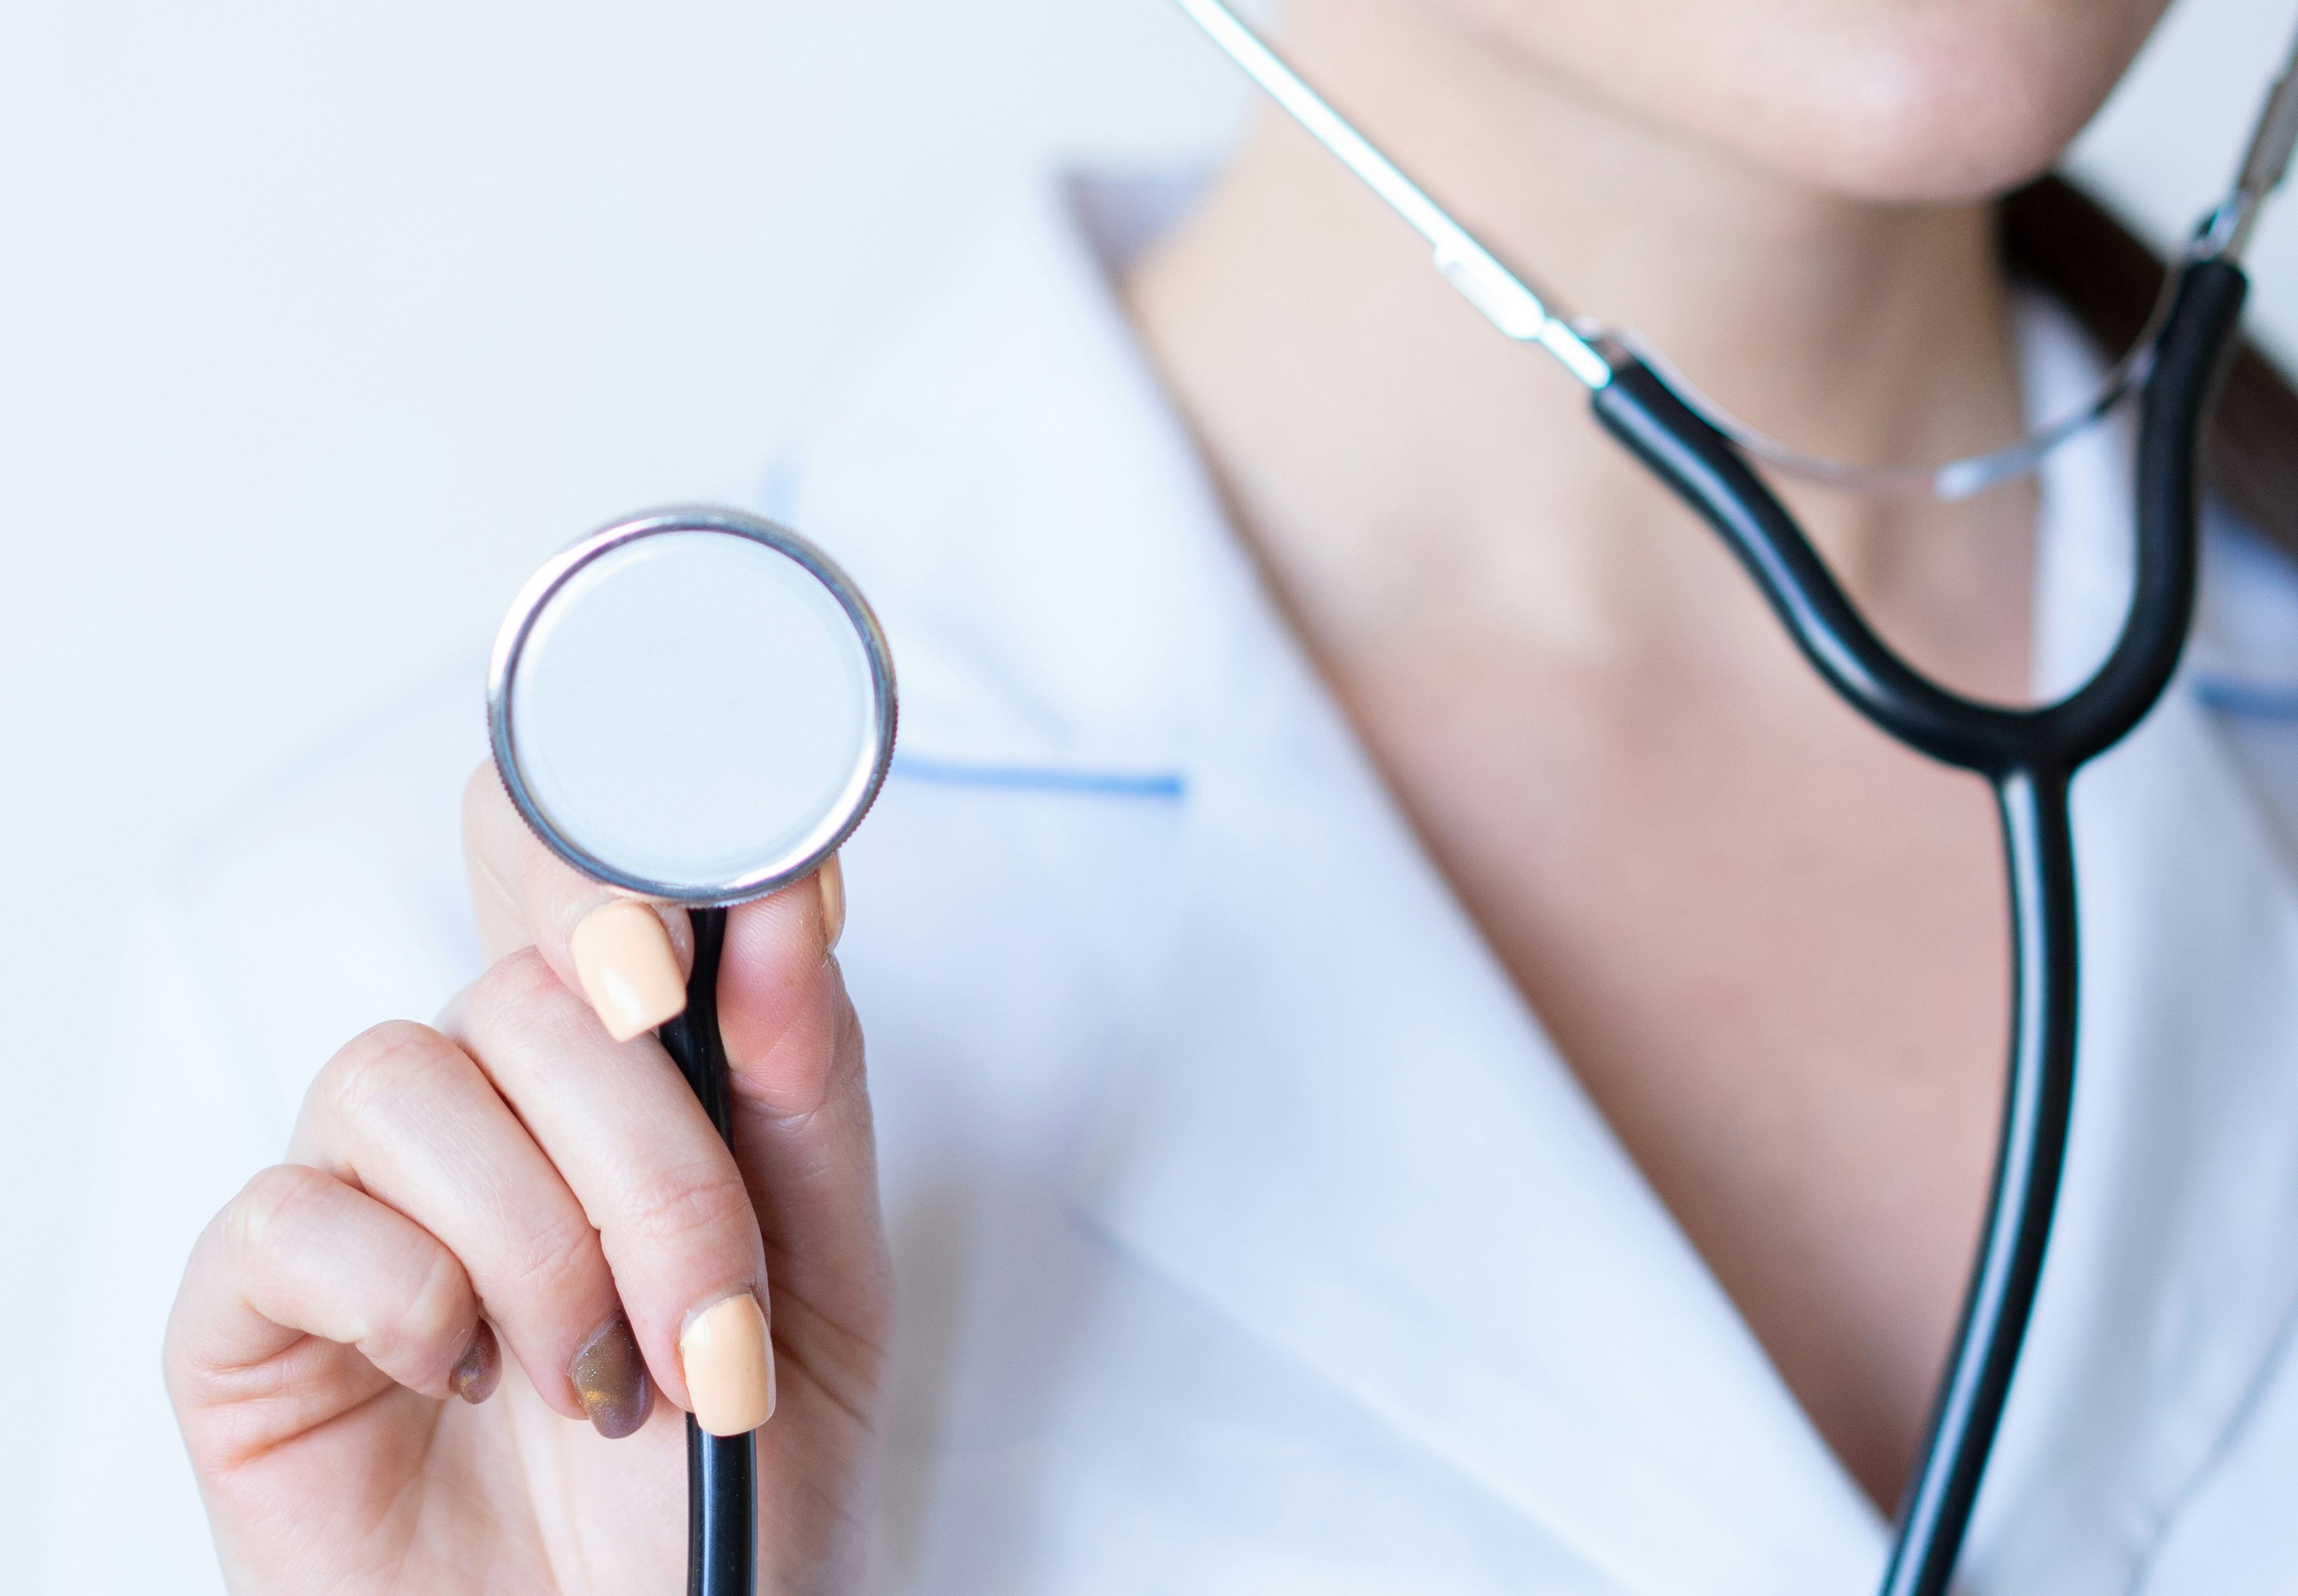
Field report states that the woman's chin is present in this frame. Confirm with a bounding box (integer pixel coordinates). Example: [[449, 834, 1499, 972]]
[[1438, 0, 2172, 205], [1725, 22, 2156, 205]]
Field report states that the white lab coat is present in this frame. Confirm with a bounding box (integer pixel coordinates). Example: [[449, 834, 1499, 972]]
[[46, 175, 2298, 1594]]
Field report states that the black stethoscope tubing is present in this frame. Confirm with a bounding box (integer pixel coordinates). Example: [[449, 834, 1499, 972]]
[[1593, 255, 2249, 1596], [657, 907, 758, 1596]]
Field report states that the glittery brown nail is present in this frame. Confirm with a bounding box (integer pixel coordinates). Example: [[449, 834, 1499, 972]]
[[450, 1320, 500, 1405], [570, 1313, 653, 1439]]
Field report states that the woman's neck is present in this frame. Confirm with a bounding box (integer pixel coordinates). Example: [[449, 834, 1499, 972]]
[[1126, 0, 2037, 697]]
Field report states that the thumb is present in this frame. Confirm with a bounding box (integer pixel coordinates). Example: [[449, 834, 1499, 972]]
[[715, 857, 890, 1406], [718, 856, 848, 1120]]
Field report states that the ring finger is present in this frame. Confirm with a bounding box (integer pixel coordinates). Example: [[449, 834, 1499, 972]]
[[287, 1019, 651, 1437]]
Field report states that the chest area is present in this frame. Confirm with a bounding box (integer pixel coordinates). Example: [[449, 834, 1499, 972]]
[[1333, 647, 2018, 1500]]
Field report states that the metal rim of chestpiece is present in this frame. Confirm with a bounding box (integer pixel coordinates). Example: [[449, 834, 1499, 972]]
[[487, 504, 900, 908]]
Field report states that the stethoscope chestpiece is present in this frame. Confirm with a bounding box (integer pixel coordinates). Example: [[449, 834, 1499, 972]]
[[488, 505, 897, 908]]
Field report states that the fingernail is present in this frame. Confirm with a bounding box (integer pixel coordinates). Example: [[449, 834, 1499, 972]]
[[680, 1292, 776, 1436], [570, 1314, 654, 1439], [571, 901, 686, 1043], [450, 1319, 500, 1405], [818, 854, 846, 953]]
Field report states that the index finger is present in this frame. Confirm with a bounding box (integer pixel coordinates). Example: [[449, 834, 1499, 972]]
[[463, 763, 696, 1041]]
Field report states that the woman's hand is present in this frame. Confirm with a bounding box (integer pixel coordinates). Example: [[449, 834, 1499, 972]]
[[165, 767, 890, 1595]]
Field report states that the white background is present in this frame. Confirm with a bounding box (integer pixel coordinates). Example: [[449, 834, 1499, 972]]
[[1, 0, 2292, 1580]]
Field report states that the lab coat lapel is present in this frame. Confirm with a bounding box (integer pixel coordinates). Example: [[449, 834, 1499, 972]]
[[1075, 480, 1887, 1594], [1954, 338, 2298, 1587], [1961, 683, 2298, 1590]]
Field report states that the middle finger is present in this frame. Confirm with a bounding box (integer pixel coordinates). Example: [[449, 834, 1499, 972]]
[[445, 947, 774, 1434]]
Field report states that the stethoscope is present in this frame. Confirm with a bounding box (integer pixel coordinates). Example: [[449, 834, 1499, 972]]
[[478, 9, 2298, 1593], [1165, 3, 2298, 1594], [489, 511, 899, 1596]]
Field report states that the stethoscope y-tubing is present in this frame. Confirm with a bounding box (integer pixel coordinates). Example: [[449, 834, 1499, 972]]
[[1593, 257, 2249, 1596], [655, 906, 759, 1596]]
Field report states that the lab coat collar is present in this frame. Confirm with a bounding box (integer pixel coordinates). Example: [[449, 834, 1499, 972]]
[[793, 176, 2298, 1592], [1958, 300, 2298, 1590]]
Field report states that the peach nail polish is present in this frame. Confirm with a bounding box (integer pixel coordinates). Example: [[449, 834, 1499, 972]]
[[818, 854, 846, 953], [570, 1314, 654, 1439], [681, 1293, 775, 1436], [571, 901, 686, 1042]]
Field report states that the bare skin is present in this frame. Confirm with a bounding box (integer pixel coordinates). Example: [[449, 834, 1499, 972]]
[[1123, 0, 2165, 1507]]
